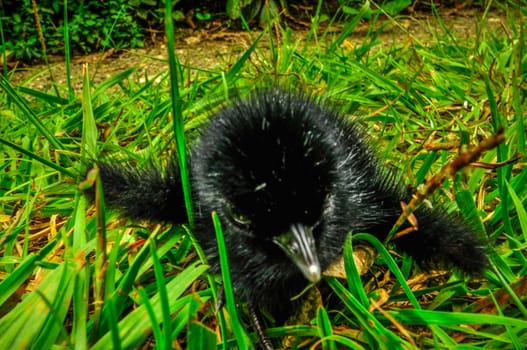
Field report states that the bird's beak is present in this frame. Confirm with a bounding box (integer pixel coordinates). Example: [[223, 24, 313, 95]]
[[273, 223, 321, 283]]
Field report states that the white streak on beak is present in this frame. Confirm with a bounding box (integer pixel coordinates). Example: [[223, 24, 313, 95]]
[[273, 223, 321, 283]]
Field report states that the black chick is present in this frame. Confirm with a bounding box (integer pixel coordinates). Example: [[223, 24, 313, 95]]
[[91, 90, 487, 324]]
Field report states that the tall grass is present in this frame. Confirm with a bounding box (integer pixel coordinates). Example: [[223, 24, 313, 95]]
[[1, 1, 526, 349]]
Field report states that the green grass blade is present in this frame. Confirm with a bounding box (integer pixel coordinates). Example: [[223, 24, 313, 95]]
[[488, 258, 527, 318], [0, 15, 7, 77], [92, 67, 138, 97], [111, 227, 185, 312], [81, 64, 98, 159], [138, 286, 161, 349], [182, 227, 229, 350], [454, 188, 487, 241], [505, 180, 527, 243], [484, 75, 513, 237], [326, 335, 365, 350], [327, 1, 370, 54], [316, 306, 336, 350], [71, 194, 89, 349], [187, 321, 218, 350], [0, 262, 74, 348], [353, 233, 421, 309], [173, 295, 210, 340], [92, 262, 207, 349], [488, 291, 524, 350], [31, 264, 75, 349], [0, 240, 56, 306], [0, 138, 75, 178], [388, 308, 527, 328], [91, 167, 109, 340], [0, 253, 38, 306], [103, 296, 122, 350], [0, 75, 64, 151], [327, 277, 409, 349], [212, 211, 253, 349], [224, 29, 267, 83], [62, 0, 74, 100], [149, 237, 173, 350], [343, 234, 370, 308], [15, 86, 70, 105], [164, 0, 193, 227]]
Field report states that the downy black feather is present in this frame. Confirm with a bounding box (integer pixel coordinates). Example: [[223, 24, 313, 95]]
[[87, 90, 487, 322]]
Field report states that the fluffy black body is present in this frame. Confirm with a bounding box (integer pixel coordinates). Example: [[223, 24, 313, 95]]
[[93, 90, 486, 321]]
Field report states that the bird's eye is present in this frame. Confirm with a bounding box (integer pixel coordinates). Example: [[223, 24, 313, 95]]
[[226, 203, 252, 227]]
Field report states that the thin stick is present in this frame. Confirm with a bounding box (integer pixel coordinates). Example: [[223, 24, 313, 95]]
[[386, 128, 506, 243]]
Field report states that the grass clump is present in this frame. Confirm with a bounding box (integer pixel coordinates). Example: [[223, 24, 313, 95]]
[[1, 1, 526, 349]]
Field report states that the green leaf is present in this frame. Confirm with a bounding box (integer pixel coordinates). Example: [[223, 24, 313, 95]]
[[165, 0, 193, 226], [0, 262, 75, 349], [327, 277, 409, 349], [353, 233, 420, 309], [81, 64, 98, 159], [317, 306, 336, 350], [505, 180, 527, 245], [92, 262, 208, 349], [343, 234, 369, 308], [188, 321, 218, 350], [0, 76, 64, 152], [212, 211, 253, 349]]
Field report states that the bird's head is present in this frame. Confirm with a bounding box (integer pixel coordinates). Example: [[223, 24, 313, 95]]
[[194, 91, 346, 283]]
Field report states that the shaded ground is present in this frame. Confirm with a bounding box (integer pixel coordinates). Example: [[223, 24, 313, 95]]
[[9, 8, 507, 92]]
